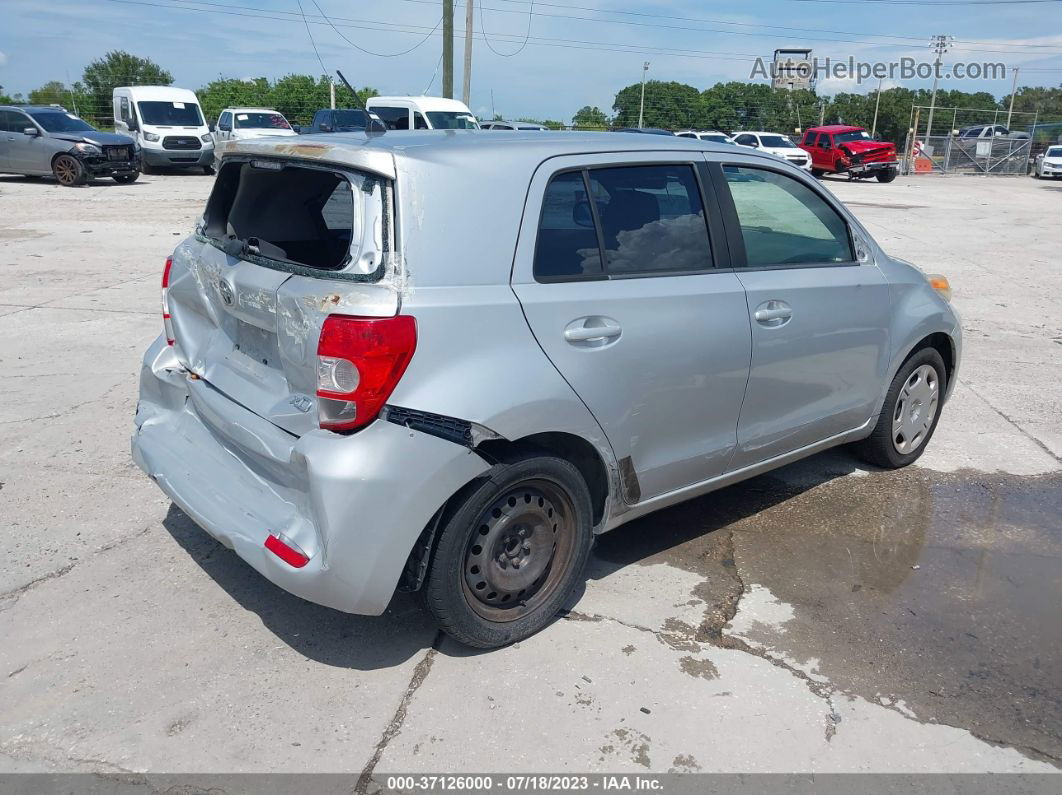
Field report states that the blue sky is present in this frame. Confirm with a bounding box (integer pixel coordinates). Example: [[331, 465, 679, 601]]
[[2, 0, 1061, 121]]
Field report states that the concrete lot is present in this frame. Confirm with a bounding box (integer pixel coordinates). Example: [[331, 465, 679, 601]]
[[0, 170, 1059, 775]]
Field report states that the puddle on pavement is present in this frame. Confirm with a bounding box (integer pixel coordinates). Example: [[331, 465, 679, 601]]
[[589, 451, 1062, 764]]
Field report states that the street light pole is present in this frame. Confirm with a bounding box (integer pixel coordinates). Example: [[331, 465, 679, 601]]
[[871, 76, 883, 138], [462, 0, 474, 106], [442, 0, 454, 99], [925, 34, 952, 141], [637, 61, 649, 128], [1005, 66, 1019, 129]]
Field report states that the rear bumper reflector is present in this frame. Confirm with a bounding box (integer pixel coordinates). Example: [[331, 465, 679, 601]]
[[264, 533, 310, 568]]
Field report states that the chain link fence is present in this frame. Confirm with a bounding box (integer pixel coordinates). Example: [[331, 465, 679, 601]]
[[903, 133, 1033, 175]]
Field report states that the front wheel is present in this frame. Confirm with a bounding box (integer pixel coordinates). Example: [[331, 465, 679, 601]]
[[877, 169, 897, 183], [811, 168, 824, 177], [852, 347, 946, 469], [53, 155, 86, 187], [422, 453, 594, 648], [202, 163, 216, 175], [113, 172, 140, 184]]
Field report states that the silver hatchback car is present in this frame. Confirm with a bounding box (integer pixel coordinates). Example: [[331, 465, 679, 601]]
[[132, 131, 960, 648]]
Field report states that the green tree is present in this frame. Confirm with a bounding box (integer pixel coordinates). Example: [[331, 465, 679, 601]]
[[571, 105, 609, 129], [82, 51, 173, 126], [195, 75, 376, 127], [612, 81, 705, 129]]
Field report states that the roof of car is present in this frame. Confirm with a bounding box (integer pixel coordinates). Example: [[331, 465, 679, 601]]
[[224, 108, 283, 114], [114, 85, 199, 102], [0, 105, 68, 113], [222, 129, 786, 179], [734, 131, 788, 136], [808, 125, 863, 133], [367, 96, 473, 113]]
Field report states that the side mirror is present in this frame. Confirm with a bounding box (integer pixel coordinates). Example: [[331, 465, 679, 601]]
[[127, 118, 138, 132], [208, 122, 216, 133], [320, 123, 332, 132], [23, 127, 39, 137], [572, 200, 594, 228], [292, 124, 301, 134]]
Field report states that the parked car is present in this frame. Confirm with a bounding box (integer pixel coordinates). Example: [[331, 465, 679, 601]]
[[675, 130, 736, 145], [133, 131, 960, 648], [733, 131, 811, 171], [613, 127, 675, 135], [365, 96, 479, 130], [214, 108, 299, 145], [1034, 144, 1062, 178], [0, 104, 139, 186], [799, 125, 898, 182], [482, 120, 549, 131], [957, 124, 1029, 140], [302, 108, 380, 134], [113, 86, 214, 174]]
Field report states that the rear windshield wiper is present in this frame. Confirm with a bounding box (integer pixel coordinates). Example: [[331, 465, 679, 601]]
[[220, 235, 287, 261]]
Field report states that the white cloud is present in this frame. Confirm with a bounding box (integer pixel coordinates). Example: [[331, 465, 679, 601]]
[[817, 76, 900, 96]]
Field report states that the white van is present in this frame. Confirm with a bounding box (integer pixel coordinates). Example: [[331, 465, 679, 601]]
[[365, 96, 479, 130], [113, 86, 214, 174]]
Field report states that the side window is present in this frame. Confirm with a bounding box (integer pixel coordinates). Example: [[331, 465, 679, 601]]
[[414, 112, 429, 130], [120, 97, 132, 123], [372, 106, 410, 130], [3, 111, 31, 132], [805, 132, 818, 147], [819, 135, 831, 149], [734, 134, 751, 145], [533, 171, 604, 281], [723, 165, 854, 267], [219, 112, 232, 130], [533, 164, 713, 282], [0, 111, 17, 133], [677, 132, 696, 139]]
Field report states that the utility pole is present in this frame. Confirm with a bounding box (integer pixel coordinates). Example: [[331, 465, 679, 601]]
[[1005, 66, 1019, 129], [637, 61, 649, 128], [871, 76, 883, 138], [819, 100, 825, 126], [329, 78, 335, 110], [462, 0, 473, 106], [442, 0, 454, 99], [925, 34, 953, 141]]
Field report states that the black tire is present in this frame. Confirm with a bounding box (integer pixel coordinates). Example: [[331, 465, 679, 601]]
[[811, 168, 824, 177], [113, 172, 140, 184], [834, 159, 847, 174], [876, 169, 897, 183], [422, 453, 594, 649], [852, 347, 947, 469], [140, 160, 154, 175], [52, 154, 86, 187], [202, 163, 216, 175]]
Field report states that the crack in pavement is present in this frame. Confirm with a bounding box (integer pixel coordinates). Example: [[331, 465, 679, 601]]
[[961, 378, 1062, 465], [0, 525, 153, 611], [355, 635, 442, 794]]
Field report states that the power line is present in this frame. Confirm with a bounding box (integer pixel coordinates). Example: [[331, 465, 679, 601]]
[[480, 0, 534, 57], [296, 0, 329, 75], [309, 0, 442, 57]]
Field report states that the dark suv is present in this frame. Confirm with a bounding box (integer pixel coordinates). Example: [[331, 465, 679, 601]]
[[302, 108, 379, 134], [0, 105, 140, 186]]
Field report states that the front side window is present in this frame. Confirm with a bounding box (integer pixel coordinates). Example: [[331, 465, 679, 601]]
[[723, 165, 853, 267], [533, 164, 712, 281], [372, 106, 410, 130], [425, 111, 478, 129], [218, 112, 232, 130], [759, 134, 797, 148], [735, 134, 755, 146], [137, 101, 204, 126], [414, 112, 430, 130], [804, 132, 819, 146]]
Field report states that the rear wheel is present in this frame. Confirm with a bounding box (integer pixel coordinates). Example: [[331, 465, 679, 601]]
[[877, 169, 897, 183], [811, 168, 824, 177], [422, 454, 594, 648], [202, 163, 215, 175], [113, 172, 140, 184], [53, 155, 86, 187], [853, 347, 946, 469]]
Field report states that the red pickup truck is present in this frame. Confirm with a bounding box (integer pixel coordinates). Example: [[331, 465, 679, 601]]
[[799, 125, 898, 182]]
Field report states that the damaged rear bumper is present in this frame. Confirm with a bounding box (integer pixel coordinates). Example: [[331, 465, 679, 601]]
[[131, 335, 490, 615]]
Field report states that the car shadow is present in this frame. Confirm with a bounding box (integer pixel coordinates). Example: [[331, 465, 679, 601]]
[[162, 448, 868, 666], [161, 504, 438, 670], [0, 175, 145, 188]]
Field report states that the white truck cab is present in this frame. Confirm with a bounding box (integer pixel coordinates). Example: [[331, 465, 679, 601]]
[[365, 96, 479, 130], [113, 86, 214, 173]]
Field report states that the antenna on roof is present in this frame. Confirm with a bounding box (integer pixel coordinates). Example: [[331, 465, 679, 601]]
[[336, 70, 386, 135]]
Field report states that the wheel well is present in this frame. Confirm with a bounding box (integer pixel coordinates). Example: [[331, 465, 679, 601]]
[[476, 432, 610, 527], [909, 332, 956, 388]]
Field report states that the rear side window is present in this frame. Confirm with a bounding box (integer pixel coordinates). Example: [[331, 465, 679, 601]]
[[533, 164, 712, 281], [372, 106, 410, 130], [804, 132, 818, 146], [723, 165, 853, 267], [201, 161, 388, 276]]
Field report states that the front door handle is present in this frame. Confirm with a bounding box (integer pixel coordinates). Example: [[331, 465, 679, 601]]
[[563, 317, 622, 346], [753, 300, 793, 327]]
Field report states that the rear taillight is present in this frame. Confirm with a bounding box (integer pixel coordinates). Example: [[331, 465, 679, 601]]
[[316, 315, 417, 432], [161, 256, 175, 346], [264, 533, 310, 568]]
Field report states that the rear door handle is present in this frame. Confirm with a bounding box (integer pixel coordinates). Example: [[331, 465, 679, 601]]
[[563, 317, 622, 345], [754, 307, 792, 322]]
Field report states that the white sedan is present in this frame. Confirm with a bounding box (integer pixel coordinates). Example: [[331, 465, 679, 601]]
[[1034, 145, 1062, 179], [732, 130, 812, 171]]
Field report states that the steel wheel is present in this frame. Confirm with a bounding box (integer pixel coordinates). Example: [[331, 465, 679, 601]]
[[460, 479, 577, 623], [892, 364, 939, 454], [53, 155, 84, 186]]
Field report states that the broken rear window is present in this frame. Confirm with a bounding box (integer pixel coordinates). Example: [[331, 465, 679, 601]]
[[201, 160, 388, 277]]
